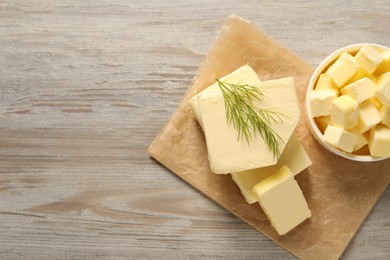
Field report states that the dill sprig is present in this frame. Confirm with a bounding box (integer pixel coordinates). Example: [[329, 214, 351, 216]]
[[216, 79, 287, 159]]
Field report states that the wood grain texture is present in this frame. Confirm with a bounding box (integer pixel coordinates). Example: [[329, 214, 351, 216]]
[[0, 1, 389, 259]]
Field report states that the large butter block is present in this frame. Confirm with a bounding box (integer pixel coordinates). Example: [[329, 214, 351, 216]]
[[330, 95, 359, 129], [189, 65, 259, 129], [198, 73, 300, 174], [341, 77, 375, 104], [315, 73, 339, 95], [354, 100, 381, 134], [368, 125, 390, 157], [354, 45, 384, 75], [375, 72, 390, 106], [375, 51, 390, 76], [231, 134, 312, 204], [380, 106, 390, 128], [324, 125, 357, 153], [326, 53, 359, 87], [310, 89, 338, 117], [253, 166, 311, 235]]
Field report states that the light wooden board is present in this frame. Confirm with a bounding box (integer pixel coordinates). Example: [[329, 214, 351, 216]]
[[0, 1, 389, 259]]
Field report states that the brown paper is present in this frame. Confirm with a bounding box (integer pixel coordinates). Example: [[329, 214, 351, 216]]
[[148, 15, 390, 259]]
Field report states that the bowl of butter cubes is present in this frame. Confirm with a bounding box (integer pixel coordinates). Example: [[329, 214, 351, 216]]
[[306, 43, 390, 161]]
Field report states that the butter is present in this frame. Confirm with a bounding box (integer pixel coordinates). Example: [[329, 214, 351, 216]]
[[380, 106, 390, 128], [353, 100, 381, 134], [354, 45, 384, 75], [314, 116, 332, 133], [326, 53, 358, 87], [349, 129, 369, 152], [370, 96, 384, 110], [323, 125, 357, 153], [375, 72, 390, 106], [368, 125, 390, 157], [346, 66, 376, 85], [330, 95, 359, 129], [198, 73, 300, 174], [315, 73, 339, 95], [341, 77, 375, 104], [374, 51, 390, 76], [253, 166, 311, 235], [231, 134, 312, 204], [310, 89, 338, 117]]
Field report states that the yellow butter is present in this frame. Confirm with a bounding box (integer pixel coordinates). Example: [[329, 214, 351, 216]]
[[326, 53, 358, 87], [375, 72, 390, 106], [323, 125, 357, 153], [310, 89, 338, 117], [353, 100, 381, 134], [368, 125, 390, 157], [315, 73, 339, 95], [355, 45, 384, 75], [330, 95, 359, 129], [380, 106, 390, 128], [253, 166, 311, 235], [231, 135, 312, 204], [374, 51, 390, 76], [341, 77, 375, 104]]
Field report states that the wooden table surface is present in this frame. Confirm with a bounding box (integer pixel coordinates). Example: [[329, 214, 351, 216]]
[[1, 1, 389, 259]]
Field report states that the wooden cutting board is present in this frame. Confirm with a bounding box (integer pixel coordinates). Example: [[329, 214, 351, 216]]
[[148, 15, 390, 259]]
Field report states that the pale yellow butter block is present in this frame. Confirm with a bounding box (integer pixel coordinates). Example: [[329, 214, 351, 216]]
[[368, 125, 390, 157], [349, 129, 369, 152], [341, 77, 375, 103], [310, 89, 338, 117], [354, 100, 381, 134], [375, 72, 390, 106], [330, 95, 359, 129], [231, 134, 312, 204], [374, 51, 390, 76], [198, 72, 300, 174], [346, 66, 376, 85], [326, 53, 359, 87], [380, 106, 390, 128], [315, 73, 339, 95], [189, 64, 258, 129], [354, 45, 384, 75], [253, 166, 311, 235], [324, 125, 358, 153], [370, 96, 384, 110]]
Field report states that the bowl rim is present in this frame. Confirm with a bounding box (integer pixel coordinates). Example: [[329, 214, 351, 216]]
[[306, 43, 390, 162]]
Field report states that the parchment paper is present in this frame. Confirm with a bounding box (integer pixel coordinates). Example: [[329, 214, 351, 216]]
[[148, 15, 390, 259]]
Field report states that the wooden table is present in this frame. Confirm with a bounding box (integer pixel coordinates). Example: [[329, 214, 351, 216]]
[[1, 1, 389, 259]]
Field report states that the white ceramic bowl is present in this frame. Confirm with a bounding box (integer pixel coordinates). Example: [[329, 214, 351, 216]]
[[306, 43, 390, 162]]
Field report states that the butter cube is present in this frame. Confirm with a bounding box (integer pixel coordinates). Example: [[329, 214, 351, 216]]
[[315, 73, 339, 95], [349, 129, 369, 152], [346, 66, 376, 85], [341, 77, 375, 103], [370, 96, 384, 110], [354, 45, 384, 75], [323, 125, 357, 153], [198, 69, 300, 174], [326, 53, 358, 87], [354, 100, 381, 134], [368, 125, 390, 157], [231, 134, 312, 204], [380, 106, 390, 128], [375, 72, 390, 106], [330, 95, 359, 129], [374, 51, 390, 76], [253, 166, 311, 235], [310, 89, 338, 117]]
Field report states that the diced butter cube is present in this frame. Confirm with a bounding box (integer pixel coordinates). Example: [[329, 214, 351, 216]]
[[231, 134, 312, 204], [368, 125, 390, 157], [346, 66, 376, 85], [370, 96, 384, 110], [380, 106, 390, 128], [253, 166, 311, 235], [326, 53, 358, 87], [198, 70, 300, 174], [330, 95, 359, 129], [354, 45, 384, 75], [374, 51, 390, 76], [323, 125, 358, 153], [315, 73, 339, 95], [314, 116, 331, 133], [375, 72, 390, 106], [341, 77, 375, 103], [310, 89, 338, 117], [354, 100, 381, 134], [349, 129, 369, 152]]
